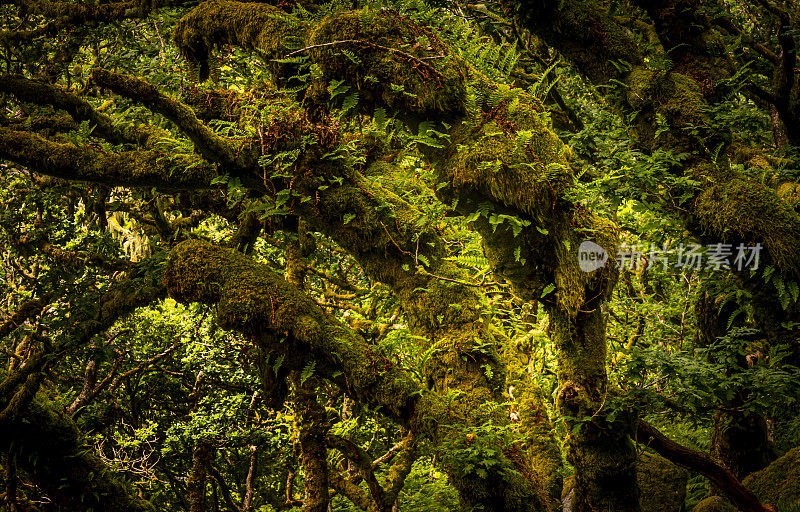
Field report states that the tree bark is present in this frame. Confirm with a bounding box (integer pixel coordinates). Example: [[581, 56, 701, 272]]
[[292, 378, 331, 512], [187, 440, 213, 512], [549, 306, 639, 512]]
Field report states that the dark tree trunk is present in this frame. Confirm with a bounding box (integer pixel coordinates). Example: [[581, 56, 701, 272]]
[[187, 440, 213, 512]]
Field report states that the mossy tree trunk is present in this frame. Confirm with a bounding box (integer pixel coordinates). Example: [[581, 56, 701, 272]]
[[293, 376, 331, 512], [0, 390, 156, 512], [711, 409, 775, 483], [548, 304, 639, 512]]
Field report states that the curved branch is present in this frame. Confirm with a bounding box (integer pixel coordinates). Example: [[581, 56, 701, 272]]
[[0, 127, 216, 188], [327, 434, 386, 509], [636, 420, 776, 512], [165, 239, 421, 421], [92, 69, 255, 172], [0, 74, 162, 146]]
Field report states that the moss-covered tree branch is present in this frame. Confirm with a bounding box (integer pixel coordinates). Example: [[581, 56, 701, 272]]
[[0, 74, 164, 146], [92, 69, 255, 172], [165, 239, 421, 420], [0, 127, 216, 188]]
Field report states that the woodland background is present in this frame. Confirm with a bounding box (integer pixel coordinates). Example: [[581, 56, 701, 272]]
[[1, 0, 800, 511]]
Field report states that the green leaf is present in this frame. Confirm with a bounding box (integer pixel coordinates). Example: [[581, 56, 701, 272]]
[[300, 361, 316, 386], [272, 354, 285, 374], [339, 92, 359, 117]]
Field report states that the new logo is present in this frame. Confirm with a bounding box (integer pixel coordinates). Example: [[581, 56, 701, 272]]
[[578, 241, 608, 273]]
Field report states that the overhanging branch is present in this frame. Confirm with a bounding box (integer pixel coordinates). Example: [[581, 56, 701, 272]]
[[0, 127, 216, 188], [0, 74, 163, 146], [92, 68, 255, 172]]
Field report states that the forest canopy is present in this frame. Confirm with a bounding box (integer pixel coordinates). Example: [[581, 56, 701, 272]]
[[1, 0, 800, 511]]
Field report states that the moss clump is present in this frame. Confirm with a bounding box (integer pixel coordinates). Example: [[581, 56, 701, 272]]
[[0, 127, 215, 188], [742, 445, 800, 509], [691, 496, 737, 512], [442, 92, 573, 219], [180, 85, 244, 122], [637, 451, 688, 512], [173, 0, 307, 80], [627, 68, 708, 127], [307, 9, 466, 117], [553, 207, 619, 317], [694, 177, 800, 277], [626, 67, 719, 154], [777, 182, 800, 210]]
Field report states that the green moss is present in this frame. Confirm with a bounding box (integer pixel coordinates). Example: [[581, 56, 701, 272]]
[[637, 451, 688, 512], [513, 383, 564, 511], [566, 433, 639, 511], [695, 177, 800, 276], [165, 239, 420, 419], [505, 0, 643, 84], [691, 496, 737, 512], [777, 182, 800, 210], [0, 127, 215, 188], [553, 207, 619, 317], [560, 451, 687, 512], [180, 85, 244, 121], [442, 92, 573, 218], [307, 9, 466, 117], [626, 67, 715, 154], [742, 445, 800, 509], [173, 0, 307, 80], [627, 68, 707, 124]]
